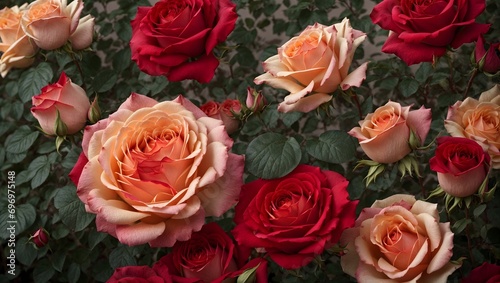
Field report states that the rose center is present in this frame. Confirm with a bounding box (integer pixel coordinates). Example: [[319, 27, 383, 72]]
[[284, 32, 320, 57], [28, 1, 60, 21], [160, 0, 188, 23]]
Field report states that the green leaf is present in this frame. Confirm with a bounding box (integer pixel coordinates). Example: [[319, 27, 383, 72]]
[[245, 133, 301, 179], [18, 62, 53, 103], [452, 218, 472, 234], [109, 245, 137, 269], [33, 258, 55, 283], [54, 186, 95, 232], [28, 155, 51, 189], [5, 126, 39, 154], [16, 204, 37, 236], [67, 263, 81, 283], [51, 249, 66, 272], [398, 78, 420, 97], [280, 111, 302, 127], [92, 70, 118, 93], [415, 62, 433, 83], [474, 204, 487, 218], [306, 130, 356, 163], [16, 237, 37, 266]]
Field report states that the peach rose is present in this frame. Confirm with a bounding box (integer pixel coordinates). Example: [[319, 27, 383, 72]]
[[20, 0, 94, 50], [254, 18, 368, 113], [340, 194, 460, 283], [31, 72, 90, 136], [200, 99, 241, 134], [0, 4, 38, 77], [445, 85, 500, 169], [70, 93, 244, 247], [348, 101, 432, 164]]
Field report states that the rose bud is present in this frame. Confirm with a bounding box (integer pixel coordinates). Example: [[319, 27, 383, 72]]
[[31, 72, 90, 136], [474, 35, 500, 75], [429, 136, 490, 198], [30, 228, 49, 248], [348, 101, 432, 164], [220, 99, 242, 134], [246, 87, 267, 113], [87, 96, 101, 124]]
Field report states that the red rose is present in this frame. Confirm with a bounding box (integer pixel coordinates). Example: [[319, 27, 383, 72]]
[[429, 136, 490, 197], [106, 266, 171, 283], [30, 228, 49, 248], [475, 35, 500, 74], [200, 99, 241, 134], [232, 165, 358, 269], [152, 222, 267, 283], [462, 263, 500, 283], [130, 0, 237, 83], [370, 0, 490, 65]]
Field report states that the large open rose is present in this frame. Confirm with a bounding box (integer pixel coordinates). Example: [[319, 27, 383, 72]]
[[232, 165, 358, 269], [254, 18, 368, 113], [130, 0, 237, 83], [348, 101, 431, 164], [370, 0, 490, 65], [340, 194, 460, 282], [445, 85, 500, 169], [69, 93, 244, 247]]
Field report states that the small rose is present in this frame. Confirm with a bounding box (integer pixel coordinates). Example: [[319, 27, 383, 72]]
[[430, 136, 490, 197], [200, 99, 241, 134], [340, 194, 460, 283], [445, 85, 500, 169], [255, 18, 368, 113], [31, 72, 90, 136], [232, 165, 358, 269], [200, 100, 221, 119], [461, 262, 500, 283], [21, 0, 94, 50], [474, 35, 500, 75], [29, 228, 49, 248], [348, 101, 432, 164]]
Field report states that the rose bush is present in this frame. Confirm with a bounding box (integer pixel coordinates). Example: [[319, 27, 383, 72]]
[[445, 84, 500, 169], [340, 194, 460, 282], [69, 93, 244, 247], [20, 0, 94, 50], [231, 164, 358, 269], [430, 136, 490, 197], [254, 18, 368, 113], [130, 0, 237, 83], [461, 263, 500, 283], [370, 0, 490, 65], [30, 72, 90, 136], [152, 222, 268, 283], [348, 101, 432, 164]]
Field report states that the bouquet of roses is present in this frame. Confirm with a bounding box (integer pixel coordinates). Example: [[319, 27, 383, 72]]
[[1, 0, 499, 282]]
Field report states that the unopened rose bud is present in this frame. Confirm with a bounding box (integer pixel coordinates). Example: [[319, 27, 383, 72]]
[[88, 96, 101, 124], [474, 35, 500, 75], [246, 87, 266, 113], [30, 228, 49, 248]]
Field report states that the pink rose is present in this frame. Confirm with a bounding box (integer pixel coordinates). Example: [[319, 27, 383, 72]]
[[254, 18, 368, 113], [200, 101, 221, 119], [246, 87, 267, 113], [430, 136, 490, 197], [340, 194, 460, 283], [20, 0, 95, 50], [370, 0, 490, 65], [29, 228, 49, 248], [106, 266, 171, 283], [475, 35, 500, 74], [152, 222, 268, 283], [461, 263, 500, 283], [31, 72, 90, 136], [348, 101, 432, 164], [130, 0, 237, 83], [0, 4, 38, 77], [232, 165, 358, 269], [445, 85, 500, 168], [69, 93, 244, 247]]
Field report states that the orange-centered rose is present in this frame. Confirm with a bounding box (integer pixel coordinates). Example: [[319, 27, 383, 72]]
[[340, 194, 460, 283], [69, 93, 244, 247], [445, 85, 500, 169], [255, 18, 368, 113]]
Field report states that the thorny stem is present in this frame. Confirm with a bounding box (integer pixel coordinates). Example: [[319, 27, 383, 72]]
[[350, 90, 363, 119], [463, 68, 479, 99]]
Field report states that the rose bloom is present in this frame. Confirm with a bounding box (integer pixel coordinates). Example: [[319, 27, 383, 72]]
[[429, 136, 490, 198], [31, 72, 90, 136], [370, 0, 490, 65], [0, 4, 38, 77], [340, 194, 460, 283], [152, 222, 268, 283], [232, 165, 358, 269], [106, 266, 170, 283], [69, 93, 244, 247], [461, 263, 500, 283], [475, 35, 500, 75], [200, 99, 241, 134], [445, 84, 500, 169], [130, 0, 237, 83], [254, 18, 368, 113], [20, 0, 95, 50], [348, 101, 432, 164]]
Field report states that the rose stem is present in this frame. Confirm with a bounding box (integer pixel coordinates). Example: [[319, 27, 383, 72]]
[[71, 52, 86, 90], [465, 206, 476, 266], [463, 68, 478, 99]]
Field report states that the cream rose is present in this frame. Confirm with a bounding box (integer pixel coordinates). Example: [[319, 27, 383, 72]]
[[0, 4, 38, 77], [254, 18, 368, 113], [348, 101, 432, 164], [20, 0, 94, 50], [340, 194, 460, 283], [445, 85, 500, 169], [69, 93, 244, 247]]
